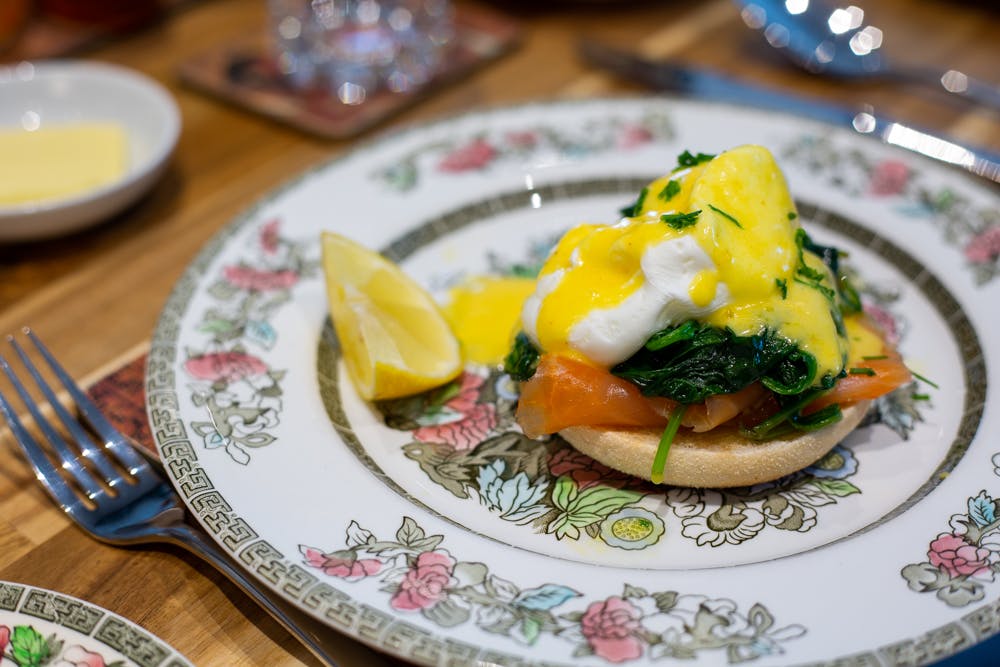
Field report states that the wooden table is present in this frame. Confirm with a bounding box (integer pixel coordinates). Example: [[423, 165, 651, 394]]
[[0, 0, 997, 664]]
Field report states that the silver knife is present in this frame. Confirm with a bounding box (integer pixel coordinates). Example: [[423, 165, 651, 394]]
[[580, 40, 1000, 185]]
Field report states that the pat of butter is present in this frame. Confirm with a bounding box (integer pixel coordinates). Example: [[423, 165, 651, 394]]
[[0, 123, 128, 206]]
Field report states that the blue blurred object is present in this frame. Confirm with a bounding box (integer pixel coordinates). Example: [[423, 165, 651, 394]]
[[730, 0, 1000, 110], [932, 631, 1000, 666], [578, 39, 1000, 185]]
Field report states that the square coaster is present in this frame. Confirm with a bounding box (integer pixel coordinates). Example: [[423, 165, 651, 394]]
[[1, 0, 195, 62], [177, 5, 521, 139]]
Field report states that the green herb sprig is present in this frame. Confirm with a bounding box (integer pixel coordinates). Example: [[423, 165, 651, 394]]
[[798, 230, 862, 315], [661, 210, 701, 230], [651, 405, 686, 484], [708, 204, 743, 229], [675, 150, 716, 170], [619, 186, 649, 218], [658, 179, 681, 202]]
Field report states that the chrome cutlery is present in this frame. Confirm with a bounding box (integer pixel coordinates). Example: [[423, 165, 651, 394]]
[[579, 39, 1000, 185], [733, 0, 1000, 110], [0, 329, 355, 667]]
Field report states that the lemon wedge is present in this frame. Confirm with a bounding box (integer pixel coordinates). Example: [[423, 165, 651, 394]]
[[320, 231, 463, 400]]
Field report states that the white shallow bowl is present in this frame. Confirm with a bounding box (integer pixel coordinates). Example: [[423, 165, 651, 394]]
[[0, 60, 181, 242]]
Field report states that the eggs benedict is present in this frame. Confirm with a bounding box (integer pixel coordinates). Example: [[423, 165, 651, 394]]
[[506, 145, 912, 488]]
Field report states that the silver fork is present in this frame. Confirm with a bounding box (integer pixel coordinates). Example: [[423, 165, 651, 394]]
[[0, 329, 362, 667]]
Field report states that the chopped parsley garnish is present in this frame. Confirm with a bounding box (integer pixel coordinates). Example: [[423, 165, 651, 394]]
[[674, 150, 715, 170], [775, 278, 787, 299], [619, 186, 648, 217], [798, 230, 862, 315], [849, 367, 876, 376], [793, 276, 835, 300], [791, 229, 844, 309], [658, 179, 681, 202], [796, 263, 827, 281], [912, 393, 931, 401], [661, 210, 701, 230], [708, 204, 743, 229], [795, 237, 827, 281], [787, 211, 798, 220], [862, 354, 888, 361]]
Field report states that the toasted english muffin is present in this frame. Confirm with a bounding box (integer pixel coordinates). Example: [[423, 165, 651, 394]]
[[559, 401, 870, 488]]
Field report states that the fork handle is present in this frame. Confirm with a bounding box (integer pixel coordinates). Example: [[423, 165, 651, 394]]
[[162, 523, 389, 666]]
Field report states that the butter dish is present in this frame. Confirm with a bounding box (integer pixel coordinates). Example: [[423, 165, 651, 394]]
[[0, 60, 180, 242]]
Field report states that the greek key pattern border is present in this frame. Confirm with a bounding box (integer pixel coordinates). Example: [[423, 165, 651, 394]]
[[0, 583, 190, 667], [147, 163, 995, 666]]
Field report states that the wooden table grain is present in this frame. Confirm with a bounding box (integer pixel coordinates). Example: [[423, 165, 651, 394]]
[[0, 0, 998, 664]]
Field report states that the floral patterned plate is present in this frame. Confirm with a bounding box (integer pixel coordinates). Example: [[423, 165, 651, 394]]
[[0, 581, 191, 667], [147, 98, 999, 666]]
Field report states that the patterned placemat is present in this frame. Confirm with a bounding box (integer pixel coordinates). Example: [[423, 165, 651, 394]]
[[87, 353, 156, 458], [177, 4, 521, 139]]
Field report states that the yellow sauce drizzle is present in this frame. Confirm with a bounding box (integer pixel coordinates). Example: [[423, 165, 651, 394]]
[[443, 275, 536, 365], [527, 145, 851, 382]]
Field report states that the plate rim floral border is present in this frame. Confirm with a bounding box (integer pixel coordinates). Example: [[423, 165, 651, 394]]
[[145, 96, 1000, 666]]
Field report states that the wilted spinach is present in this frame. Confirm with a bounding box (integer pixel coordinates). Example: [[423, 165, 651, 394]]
[[798, 229, 862, 315], [612, 322, 819, 404], [504, 331, 541, 381]]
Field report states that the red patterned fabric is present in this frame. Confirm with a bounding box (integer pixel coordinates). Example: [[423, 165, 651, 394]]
[[86, 354, 157, 459]]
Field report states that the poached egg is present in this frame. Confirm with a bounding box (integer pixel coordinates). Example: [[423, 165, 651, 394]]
[[520, 145, 850, 382]]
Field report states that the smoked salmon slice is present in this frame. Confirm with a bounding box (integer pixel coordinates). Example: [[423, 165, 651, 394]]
[[515, 355, 768, 437], [515, 355, 671, 437], [806, 354, 912, 413]]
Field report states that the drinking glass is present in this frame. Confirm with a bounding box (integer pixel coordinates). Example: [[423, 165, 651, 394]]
[[267, 0, 454, 104]]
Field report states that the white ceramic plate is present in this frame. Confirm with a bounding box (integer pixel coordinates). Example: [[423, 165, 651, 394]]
[[0, 60, 180, 242], [0, 580, 191, 666], [148, 98, 999, 666]]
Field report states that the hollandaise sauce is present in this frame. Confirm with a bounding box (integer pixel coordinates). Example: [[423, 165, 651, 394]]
[[443, 275, 536, 365], [520, 145, 852, 388], [508, 146, 915, 462]]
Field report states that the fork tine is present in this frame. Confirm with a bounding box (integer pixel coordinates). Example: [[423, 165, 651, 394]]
[[21, 329, 149, 476], [7, 335, 127, 489], [0, 355, 91, 512], [0, 345, 106, 497]]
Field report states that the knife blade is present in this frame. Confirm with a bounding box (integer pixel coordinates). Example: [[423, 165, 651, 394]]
[[580, 40, 1000, 185]]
